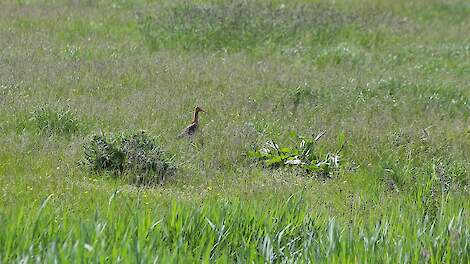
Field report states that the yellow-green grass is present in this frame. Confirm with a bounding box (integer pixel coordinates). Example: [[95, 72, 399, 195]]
[[0, 0, 469, 262]]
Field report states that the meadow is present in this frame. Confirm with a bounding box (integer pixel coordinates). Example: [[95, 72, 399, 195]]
[[0, 0, 469, 262]]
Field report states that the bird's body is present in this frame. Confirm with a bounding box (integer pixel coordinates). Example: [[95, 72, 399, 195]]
[[181, 122, 198, 136], [177, 106, 205, 138]]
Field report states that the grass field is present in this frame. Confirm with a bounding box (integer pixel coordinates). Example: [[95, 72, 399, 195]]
[[1, 0, 469, 262]]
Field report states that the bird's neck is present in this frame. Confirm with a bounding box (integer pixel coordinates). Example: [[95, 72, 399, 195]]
[[192, 110, 199, 124]]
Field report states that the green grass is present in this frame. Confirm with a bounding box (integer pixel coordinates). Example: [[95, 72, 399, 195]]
[[0, 0, 469, 262], [1, 195, 467, 263]]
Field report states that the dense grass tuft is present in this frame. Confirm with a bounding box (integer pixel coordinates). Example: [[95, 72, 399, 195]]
[[81, 131, 176, 185], [16, 105, 82, 137]]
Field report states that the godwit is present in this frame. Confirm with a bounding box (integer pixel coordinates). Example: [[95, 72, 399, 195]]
[[177, 106, 205, 138]]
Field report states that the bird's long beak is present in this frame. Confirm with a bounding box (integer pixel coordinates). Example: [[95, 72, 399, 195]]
[[199, 108, 206, 113]]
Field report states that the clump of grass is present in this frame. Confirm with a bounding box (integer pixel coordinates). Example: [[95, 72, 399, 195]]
[[25, 106, 81, 137], [81, 131, 176, 186], [81, 133, 125, 173], [247, 131, 345, 177], [138, 1, 359, 52]]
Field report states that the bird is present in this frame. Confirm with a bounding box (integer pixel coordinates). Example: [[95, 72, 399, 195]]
[[177, 106, 205, 138]]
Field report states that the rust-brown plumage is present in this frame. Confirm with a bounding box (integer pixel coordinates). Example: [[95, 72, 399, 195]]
[[177, 106, 205, 138]]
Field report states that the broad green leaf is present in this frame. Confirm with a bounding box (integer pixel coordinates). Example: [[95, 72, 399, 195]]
[[280, 147, 291, 153]]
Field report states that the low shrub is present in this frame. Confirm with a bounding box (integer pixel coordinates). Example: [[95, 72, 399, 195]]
[[247, 131, 345, 177], [81, 131, 176, 186]]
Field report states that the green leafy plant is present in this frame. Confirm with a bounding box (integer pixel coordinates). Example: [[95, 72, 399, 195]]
[[247, 131, 345, 177], [81, 131, 176, 186]]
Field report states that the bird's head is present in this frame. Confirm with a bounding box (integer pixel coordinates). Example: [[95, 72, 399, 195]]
[[195, 106, 205, 113]]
